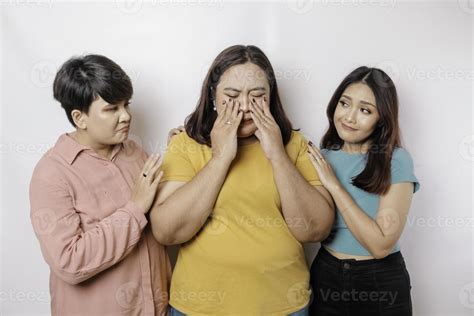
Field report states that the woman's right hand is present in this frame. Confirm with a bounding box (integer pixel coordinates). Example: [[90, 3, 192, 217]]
[[210, 99, 243, 164], [131, 153, 163, 214]]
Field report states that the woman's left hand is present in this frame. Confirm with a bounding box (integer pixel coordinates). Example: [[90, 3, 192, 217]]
[[167, 125, 185, 145], [307, 143, 342, 192], [250, 97, 286, 162]]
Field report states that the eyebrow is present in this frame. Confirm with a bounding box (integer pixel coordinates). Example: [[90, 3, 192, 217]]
[[341, 94, 376, 108], [223, 87, 266, 93]]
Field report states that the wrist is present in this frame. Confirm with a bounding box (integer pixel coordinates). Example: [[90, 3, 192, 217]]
[[328, 182, 343, 195], [210, 155, 232, 170], [269, 150, 289, 165]]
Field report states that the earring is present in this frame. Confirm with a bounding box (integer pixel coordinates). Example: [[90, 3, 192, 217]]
[[212, 99, 216, 111]]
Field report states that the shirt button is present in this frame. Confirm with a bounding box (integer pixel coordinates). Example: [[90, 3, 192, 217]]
[[343, 263, 350, 270]]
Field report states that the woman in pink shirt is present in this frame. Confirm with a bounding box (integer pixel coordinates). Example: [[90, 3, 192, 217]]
[[29, 55, 173, 315]]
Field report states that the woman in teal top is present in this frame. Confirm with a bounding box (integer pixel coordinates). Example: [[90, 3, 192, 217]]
[[307, 66, 420, 315]]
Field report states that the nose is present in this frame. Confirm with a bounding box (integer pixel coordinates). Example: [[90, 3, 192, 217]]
[[119, 105, 131, 123], [344, 107, 357, 124], [239, 96, 251, 113]]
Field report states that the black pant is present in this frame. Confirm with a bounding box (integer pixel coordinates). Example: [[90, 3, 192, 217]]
[[309, 247, 412, 316]]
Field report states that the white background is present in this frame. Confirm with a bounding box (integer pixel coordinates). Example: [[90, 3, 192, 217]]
[[1, 0, 473, 315]]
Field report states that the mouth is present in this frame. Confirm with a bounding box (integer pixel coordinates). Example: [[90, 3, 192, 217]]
[[118, 125, 130, 132], [341, 123, 357, 131]]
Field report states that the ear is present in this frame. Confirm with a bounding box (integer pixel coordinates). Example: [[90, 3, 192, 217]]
[[71, 109, 87, 129]]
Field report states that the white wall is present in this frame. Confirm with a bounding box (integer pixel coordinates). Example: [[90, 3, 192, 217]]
[[1, 1, 472, 315]]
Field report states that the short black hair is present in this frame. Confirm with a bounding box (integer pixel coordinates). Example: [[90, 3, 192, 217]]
[[53, 54, 133, 127]]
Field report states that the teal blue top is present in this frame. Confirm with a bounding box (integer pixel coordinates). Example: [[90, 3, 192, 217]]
[[321, 147, 420, 256]]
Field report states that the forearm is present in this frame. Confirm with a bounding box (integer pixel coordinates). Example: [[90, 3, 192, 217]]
[[329, 186, 392, 258], [33, 201, 147, 285], [271, 154, 334, 242], [150, 157, 231, 245]]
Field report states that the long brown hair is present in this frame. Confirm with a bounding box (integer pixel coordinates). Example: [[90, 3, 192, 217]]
[[185, 45, 296, 146], [321, 66, 401, 195]]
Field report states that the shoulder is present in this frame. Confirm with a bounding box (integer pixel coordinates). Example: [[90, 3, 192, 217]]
[[287, 130, 309, 149], [166, 131, 207, 157], [169, 131, 198, 146], [391, 147, 415, 170], [285, 130, 310, 158], [31, 149, 67, 186], [289, 130, 306, 144]]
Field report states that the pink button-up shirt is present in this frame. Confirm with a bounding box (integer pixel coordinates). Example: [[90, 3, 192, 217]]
[[29, 133, 171, 316]]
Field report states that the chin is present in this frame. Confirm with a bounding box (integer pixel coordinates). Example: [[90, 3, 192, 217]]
[[237, 124, 257, 138]]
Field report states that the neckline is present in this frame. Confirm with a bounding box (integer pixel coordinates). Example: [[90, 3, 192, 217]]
[[333, 149, 367, 156]]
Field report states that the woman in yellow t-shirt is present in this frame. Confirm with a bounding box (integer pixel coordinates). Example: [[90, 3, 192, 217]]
[[150, 45, 335, 316]]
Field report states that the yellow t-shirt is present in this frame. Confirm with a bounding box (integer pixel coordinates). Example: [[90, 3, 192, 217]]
[[160, 130, 322, 315]]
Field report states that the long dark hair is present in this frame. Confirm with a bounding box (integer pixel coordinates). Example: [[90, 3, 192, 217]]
[[321, 66, 401, 195], [185, 45, 296, 146]]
